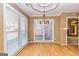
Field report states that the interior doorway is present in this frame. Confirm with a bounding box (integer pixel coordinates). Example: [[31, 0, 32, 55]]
[[34, 19, 54, 42], [67, 17, 79, 45]]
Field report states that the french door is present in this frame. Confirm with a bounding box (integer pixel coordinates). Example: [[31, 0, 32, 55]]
[[34, 19, 54, 42]]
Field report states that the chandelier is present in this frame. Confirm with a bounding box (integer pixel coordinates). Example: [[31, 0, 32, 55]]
[[29, 3, 59, 23], [26, 3, 59, 24]]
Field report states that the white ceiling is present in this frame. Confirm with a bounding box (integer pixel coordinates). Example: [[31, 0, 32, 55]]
[[16, 3, 79, 16]]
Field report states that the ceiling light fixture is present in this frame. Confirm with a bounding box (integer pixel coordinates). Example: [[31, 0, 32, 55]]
[[28, 3, 59, 23], [30, 3, 59, 18]]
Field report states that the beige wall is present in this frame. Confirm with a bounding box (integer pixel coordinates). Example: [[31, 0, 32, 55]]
[[60, 13, 79, 45], [0, 3, 4, 53], [28, 16, 60, 43]]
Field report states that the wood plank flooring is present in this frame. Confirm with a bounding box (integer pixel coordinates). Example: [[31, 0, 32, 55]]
[[17, 43, 79, 56]]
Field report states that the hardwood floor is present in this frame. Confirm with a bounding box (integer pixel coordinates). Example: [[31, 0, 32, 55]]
[[17, 43, 79, 56]]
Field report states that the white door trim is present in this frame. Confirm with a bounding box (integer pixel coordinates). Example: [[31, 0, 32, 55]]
[[34, 19, 54, 43], [66, 17, 79, 45]]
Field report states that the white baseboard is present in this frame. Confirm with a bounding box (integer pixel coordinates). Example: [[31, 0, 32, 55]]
[[29, 40, 60, 44], [66, 44, 79, 45], [61, 44, 79, 45], [11, 42, 29, 56]]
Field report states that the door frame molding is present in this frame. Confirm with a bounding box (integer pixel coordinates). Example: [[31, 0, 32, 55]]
[[66, 16, 79, 45], [34, 19, 54, 43]]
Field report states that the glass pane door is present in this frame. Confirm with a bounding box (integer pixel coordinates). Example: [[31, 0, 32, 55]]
[[34, 19, 53, 41], [34, 20, 43, 40], [5, 7, 19, 55], [44, 20, 52, 40], [20, 14, 26, 46]]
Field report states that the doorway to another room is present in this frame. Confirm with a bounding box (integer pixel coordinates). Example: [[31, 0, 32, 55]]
[[67, 17, 79, 45]]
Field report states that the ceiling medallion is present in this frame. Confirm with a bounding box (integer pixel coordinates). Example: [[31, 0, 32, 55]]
[[30, 3, 59, 12], [27, 3, 59, 21]]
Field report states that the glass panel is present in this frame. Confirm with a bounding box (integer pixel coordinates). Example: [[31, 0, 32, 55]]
[[35, 20, 43, 40], [5, 7, 19, 55], [20, 15, 26, 46], [25, 17, 28, 44], [45, 20, 52, 40]]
